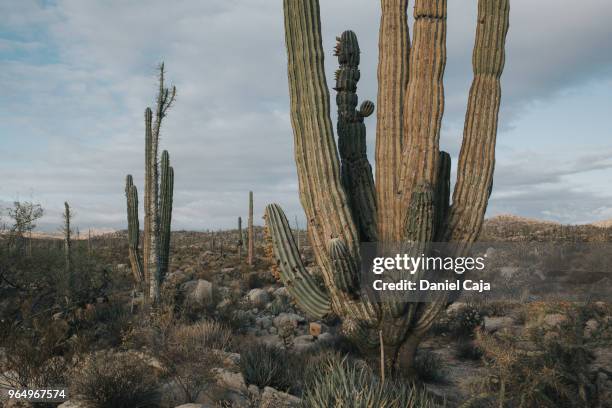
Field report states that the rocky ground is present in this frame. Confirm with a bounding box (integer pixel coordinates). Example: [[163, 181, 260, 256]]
[[1, 225, 611, 407]]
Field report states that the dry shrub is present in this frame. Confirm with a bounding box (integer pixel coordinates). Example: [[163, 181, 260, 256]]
[[158, 320, 231, 403], [471, 327, 595, 407], [70, 350, 159, 408]]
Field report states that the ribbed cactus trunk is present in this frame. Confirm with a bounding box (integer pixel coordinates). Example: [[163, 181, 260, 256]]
[[125, 63, 176, 305], [247, 191, 254, 266], [267, 0, 510, 374]]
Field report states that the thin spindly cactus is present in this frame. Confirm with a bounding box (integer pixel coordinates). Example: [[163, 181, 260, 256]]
[[125, 63, 176, 304], [266, 0, 510, 374], [247, 191, 254, 266]]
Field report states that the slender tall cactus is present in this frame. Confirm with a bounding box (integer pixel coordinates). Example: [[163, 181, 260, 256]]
[[63, 202, 73, 292], [267, 0, 510, 373], [247, 191, 254, 266], [237, 216, 243, 261], [125, 63, 176, 303]]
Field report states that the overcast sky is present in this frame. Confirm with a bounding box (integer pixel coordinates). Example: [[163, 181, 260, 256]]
[[1, 0, 612, 232]]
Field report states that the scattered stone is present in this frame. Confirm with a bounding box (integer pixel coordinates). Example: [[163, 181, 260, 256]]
[[221, 267, 235, 274]]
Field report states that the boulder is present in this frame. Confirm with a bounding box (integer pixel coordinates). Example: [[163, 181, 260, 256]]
[[260, 387, 301, 408], [256, 316, 273, 330], [247, 289, 270, 307], [214, 368, 247, 393], [57, 401, 89, 408], [274, 313, 306, 329], [584, 318, 600, 338], [182, 279, 214, 307]]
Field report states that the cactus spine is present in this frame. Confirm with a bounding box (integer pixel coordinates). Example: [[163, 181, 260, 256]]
[[247, 191, 254, 266], [268, 0, 510, 373], [125, 63, 176, 303]]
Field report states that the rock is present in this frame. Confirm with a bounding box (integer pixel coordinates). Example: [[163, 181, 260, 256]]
[[274, 287, 289, 298], [260, 387, 301, 408], [274, 313, 306, 329], [584, 319, 600, 338], [294, 334, 316, 352], [214, 368, 247, 393], [221, 267, 235, 274], [446, 302, 466, 315], [174, 404, 210, 408], [317, 332, 336, 344], [57, 401, 89, 408], [484, 316, 514, 333], [248, 288, 270, 307], [500, 266, 520, 278], [257, 316, 273, 330], [543, 313, 567, 327], [309, 322, 324, 337], [269, 326, 278, 335], [182, 279, 214, 307]]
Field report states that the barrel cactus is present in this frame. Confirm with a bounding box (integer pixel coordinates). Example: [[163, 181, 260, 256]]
[[265, 0, 510, 373], [125, 63, 176, 303]]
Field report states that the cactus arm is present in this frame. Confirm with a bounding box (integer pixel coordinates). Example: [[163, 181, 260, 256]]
[[125, 175, 145, 284], [283, 0, 360, 265], [334, 31, 378, 243], [328, 238, 360, 297], [434, 151, 451, 241], [396, 0, 447, 241], [159, 151, 173, 282], [376, 0, 410, 243], [265, 203, 331, 319], [446, 0, 510, 243]]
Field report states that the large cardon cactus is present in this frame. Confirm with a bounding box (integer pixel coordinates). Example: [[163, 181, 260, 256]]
[[265, 0, 510, 373], [125, 63, 176, 304]]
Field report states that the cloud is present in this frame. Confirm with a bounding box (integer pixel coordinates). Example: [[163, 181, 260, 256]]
[[1, 0, 611, 232]]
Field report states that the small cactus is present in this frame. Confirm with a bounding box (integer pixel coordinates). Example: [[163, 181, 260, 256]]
[[247, 191, 254, 266]]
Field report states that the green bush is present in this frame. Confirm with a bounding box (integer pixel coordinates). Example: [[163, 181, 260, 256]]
[[71, 351, 159, 408], [414, 350, 447, 383], [450, 305, 484, 337], [301, 357, 437, 408]]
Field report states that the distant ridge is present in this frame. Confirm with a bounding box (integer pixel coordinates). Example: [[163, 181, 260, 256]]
[[592, 219, 612, 228], [485, 214, 561, 227]]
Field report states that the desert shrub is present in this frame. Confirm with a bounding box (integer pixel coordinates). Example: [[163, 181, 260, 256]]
[[240, 342, 293, 391], [157, 321, 229, 402], [454, 339, 483, 361], [268, 295, 294, 315], [414, 350, 447, 383], [0, 318, 71, 391], [472, 328, 596, 408], [450, 305, 484, 337], [70, 350, 159, 408], [301, 357, 437, 408]]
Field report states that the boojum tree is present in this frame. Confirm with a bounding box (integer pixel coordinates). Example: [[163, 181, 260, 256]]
[[265, 0, 510, 372]]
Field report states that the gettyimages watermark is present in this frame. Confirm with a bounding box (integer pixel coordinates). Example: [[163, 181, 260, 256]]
[[360, 242, 612, 303]]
